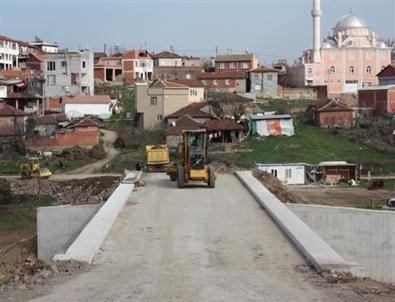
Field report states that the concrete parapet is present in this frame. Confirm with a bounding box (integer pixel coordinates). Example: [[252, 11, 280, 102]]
[[235, 171, 365, 277], [37, 203, 102, 261], [54, 183, 134, 263]]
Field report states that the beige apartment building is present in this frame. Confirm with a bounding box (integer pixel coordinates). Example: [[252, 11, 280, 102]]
[[135, 80, 190, 129]]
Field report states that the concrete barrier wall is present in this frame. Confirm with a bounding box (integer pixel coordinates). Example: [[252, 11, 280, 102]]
[[37, 203, 102, 261], [287, 204, 395, 284]]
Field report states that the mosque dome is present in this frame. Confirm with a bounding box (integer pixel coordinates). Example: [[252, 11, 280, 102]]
[[322, 40, 336, 49], [376, 41, 388, 49], [336, 14, 368, 29]]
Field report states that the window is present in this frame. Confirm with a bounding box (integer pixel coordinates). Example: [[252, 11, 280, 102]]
[[349, 66, 355, 74], [366, 66, 372, 74], [225, 79, 230, 86], [135, 61, 138, 67], [61, 61, 67, 68], [47, 61, 56, 71], [285, 169, 292, 179], [218, 63, 225, 69], [307, 67, 312, 75], [156, 114, 163, 121], [230, 62, 236, 69], [190, 89, 197, 96], [82, 61, 86, 68], [271, 169, 278, 177], [329, 66, 335, 74], [362, 82, 372, 87], [150, 97, 157, 105], [241, 62, 249, 69], [46, 74, 56, 85], [213, 79, 218, 86]]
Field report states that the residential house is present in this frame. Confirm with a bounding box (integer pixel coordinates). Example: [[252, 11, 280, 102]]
[[0, 35, 19, 70], [94, 52, 106, 64], [152, 50, 183, 67], [167, 79, 205, 103], [165, 115, 205, 147], [249, 114, 295, 137], [247, 66, 279, 98], [25, 117, 101, 150], [256, 163, 308, 185], [94, 49, 153, 84], [166, 102, 214, 125], [317, 100, 356, 128], [377, 64, 395, 85], [214, 53, 258, 74], [199, 71, 246, 93], [0, 69, 45, 115], [135, 80, 190, 129], [0, 102, 26, 139], [61, 95, 112, 119], [182, 56, 202, 67], [358, 85, 395, 116], [43, 49, 94, 98], [30, 38, 59, 53], [206, 119, 245, 143]]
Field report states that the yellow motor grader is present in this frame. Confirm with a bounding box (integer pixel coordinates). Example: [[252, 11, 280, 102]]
[[20, 157, 52, 179], [167, 129, 215, 188]]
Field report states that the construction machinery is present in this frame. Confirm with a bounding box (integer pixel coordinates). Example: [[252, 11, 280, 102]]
[[145, 145, 170, 172], [167, 129, 215, 188], [20, 157, 52, 179]]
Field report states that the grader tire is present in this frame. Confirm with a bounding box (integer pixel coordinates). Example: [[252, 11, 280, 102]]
[[208, 166, 216, 188], [170, 173, 177, 181], [177, 166, 185, 188]]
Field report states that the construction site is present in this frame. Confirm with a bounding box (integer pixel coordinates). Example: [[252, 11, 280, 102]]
[[0, 127, 394, 302]]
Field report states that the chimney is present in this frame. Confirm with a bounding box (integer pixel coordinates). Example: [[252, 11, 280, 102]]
[[312, 0, 322, 63]]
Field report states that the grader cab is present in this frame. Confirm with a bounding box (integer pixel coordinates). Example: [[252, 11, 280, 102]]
[[167, 129, 215, 188]]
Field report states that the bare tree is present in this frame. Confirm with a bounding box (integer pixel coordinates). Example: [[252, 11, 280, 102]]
[[206, 92, 249, 122]]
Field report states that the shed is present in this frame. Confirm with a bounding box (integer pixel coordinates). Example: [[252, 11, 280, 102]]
[[318, 161, 357, 184], [256, 163, 307, 185], [249, 114, 294, 137], [317, 100, 355, 128]]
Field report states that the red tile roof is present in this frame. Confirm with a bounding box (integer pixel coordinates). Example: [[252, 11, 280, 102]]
[[206, 119, 244, 131], [62, 95, 112, 105], [167, 102, 213, 119], [250, 66, 279, 73], [168, 79, 205, 88], [152, 50, 181, 59], [199, 72, 245, 80], [166, 115, 204, 135], [67, 117, 102, 129], [0, 103, 27, 116]]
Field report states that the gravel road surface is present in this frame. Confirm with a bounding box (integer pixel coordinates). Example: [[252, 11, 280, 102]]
[[24, 173, 357, 301]]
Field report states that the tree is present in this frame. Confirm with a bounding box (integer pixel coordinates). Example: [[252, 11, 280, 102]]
[[206, 92, 249, 122]]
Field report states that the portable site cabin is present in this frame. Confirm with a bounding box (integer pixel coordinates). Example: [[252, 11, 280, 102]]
[[249, 114, 294, 137], [318, 161, 357, 184], [256, 163, 307, 185]]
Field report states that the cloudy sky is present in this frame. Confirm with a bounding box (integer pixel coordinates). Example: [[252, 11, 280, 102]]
[[0, 0, 394, 64]]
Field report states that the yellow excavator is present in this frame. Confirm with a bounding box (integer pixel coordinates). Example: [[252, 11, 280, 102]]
[[20, 157, 52, 179], [167, 129, 215, 188]]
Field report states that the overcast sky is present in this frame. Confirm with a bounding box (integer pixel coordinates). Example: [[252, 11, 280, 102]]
[[0, 0, 394, 64]]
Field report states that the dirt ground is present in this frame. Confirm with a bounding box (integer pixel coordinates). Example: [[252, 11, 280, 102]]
[[288, 185, 394, 208], [0, 175, 121, 287]]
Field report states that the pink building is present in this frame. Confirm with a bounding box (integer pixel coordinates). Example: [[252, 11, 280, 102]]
[[289, 0, 392, 95]]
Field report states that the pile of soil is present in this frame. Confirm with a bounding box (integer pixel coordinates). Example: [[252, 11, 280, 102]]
[[252, 169, 302, 204], [1, 176, 120, 205]]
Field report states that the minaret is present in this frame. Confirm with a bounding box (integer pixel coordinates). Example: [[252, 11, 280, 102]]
[[312, 0, 322, 63]]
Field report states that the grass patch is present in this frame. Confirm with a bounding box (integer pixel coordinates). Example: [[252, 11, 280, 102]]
[[0, 159, 23, 175], [0, 195, 56, 230], [102, 149, 144, 173], [257, 99, 314, 113], [103, 86, 135, 130], [231, 123, 395, 174]]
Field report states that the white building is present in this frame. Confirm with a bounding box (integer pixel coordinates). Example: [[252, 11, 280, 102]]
[[62, 95, 112, 119], [0, 35, 19, 70], [256, 163, 307, 185], [152, 50, 183, 67], [43, 49, 94, 98], [30, 40, 59, 53]]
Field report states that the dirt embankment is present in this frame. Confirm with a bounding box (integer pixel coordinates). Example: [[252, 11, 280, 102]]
[[0, 175, 121, 288]]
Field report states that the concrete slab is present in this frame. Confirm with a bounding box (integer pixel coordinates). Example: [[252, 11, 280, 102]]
[[37, 203, 102, 261], [235, 171, 365, 276], [53, 183, 134, 263]]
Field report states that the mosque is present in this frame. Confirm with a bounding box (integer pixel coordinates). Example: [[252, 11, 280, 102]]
[[289, 0, 392, 94]]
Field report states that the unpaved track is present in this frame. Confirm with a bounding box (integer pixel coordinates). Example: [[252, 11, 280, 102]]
[[66, 129, 119, 174], [24, 174, 353, 301]]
